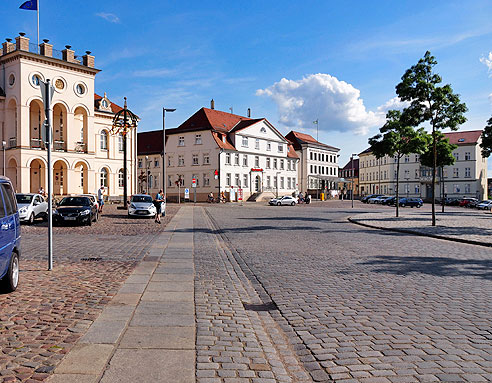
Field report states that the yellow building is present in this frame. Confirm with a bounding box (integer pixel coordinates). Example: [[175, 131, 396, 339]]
[[0, 33, 137, 198]]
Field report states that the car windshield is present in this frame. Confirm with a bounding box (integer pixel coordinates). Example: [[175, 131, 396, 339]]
[[16, 194, 33, 204], [132, 196, 153, 203], [59, 197, 90, 206]]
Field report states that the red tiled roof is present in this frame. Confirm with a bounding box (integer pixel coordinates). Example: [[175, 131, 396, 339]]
[[443, 130, 482, 145], [138, 130, 163, 155], [287, 144, 299, 159], [285, 130, 340, 151], [174, 107, 251, 133], [94, 93, 123, 114], [211, 131, 236, 151]]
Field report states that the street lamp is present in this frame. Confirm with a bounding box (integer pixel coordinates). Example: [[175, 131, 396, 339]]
[[110, 97, 138, 209], [2, 141, 6, 176], [351, 154, 357, 208], [162, 107, 176, 199]]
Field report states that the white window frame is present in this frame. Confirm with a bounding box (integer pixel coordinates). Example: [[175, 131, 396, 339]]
[[178, 136, 185, 146]]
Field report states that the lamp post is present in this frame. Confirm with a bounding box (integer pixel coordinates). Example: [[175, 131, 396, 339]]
[[111, 98, 138, 210], [162, 107, 176, 201], [351, 154, 357, 208], [2, 141, 6, 176]]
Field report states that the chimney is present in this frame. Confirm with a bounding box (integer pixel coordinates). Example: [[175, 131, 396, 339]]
[[40, 39, 53, 57], [2, 39, 15, 55], [15, 32, 29, 51], [247, 108, 251, 118], [210, 99, 215, 110], [82, 51, 95, 68], [62, 45, 75, 62]]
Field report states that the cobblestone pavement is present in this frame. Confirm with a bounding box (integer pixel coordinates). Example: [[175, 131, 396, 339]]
[[205, 204, 492, 382], [0, 205, 179, 382], [194, 207, 313, 383], [350, 205, 492, 246]]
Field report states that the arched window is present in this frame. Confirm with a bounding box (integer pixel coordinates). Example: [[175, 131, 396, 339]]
[[100, 168, 108, 187], [100, 130, 108, 150], [118, 169, 124, 188]]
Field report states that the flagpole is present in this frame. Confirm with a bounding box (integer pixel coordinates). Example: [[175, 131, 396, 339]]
[[37, 0, 39, 53]]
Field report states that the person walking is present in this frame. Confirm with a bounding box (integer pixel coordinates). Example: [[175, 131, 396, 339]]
[[97, 186, 105, 213], [154, 189, 164, 224]]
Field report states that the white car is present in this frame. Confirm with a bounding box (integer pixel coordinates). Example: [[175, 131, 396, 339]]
[[79, 194, 99, 211], [128, 194, 157, 217], [269, 196, 297, 206], [476, 200, 492, 210], [16, 193, 49, 224]]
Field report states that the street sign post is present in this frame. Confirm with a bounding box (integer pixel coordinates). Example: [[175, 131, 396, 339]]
[[184, 188, 190, 200], [191, 178, 196, 202], [39, 79, 54, 271]]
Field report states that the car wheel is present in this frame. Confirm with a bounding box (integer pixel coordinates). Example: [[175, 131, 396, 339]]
[[28, 213, 34, 225], [417, 205, 421, 208], [291, 202, 295, 206], [87, 216, 92, 226], [277, 202, 281, 206], [42, 213, 48, 222], [0, 252, 19, 293], [401, 204, 405, 207]]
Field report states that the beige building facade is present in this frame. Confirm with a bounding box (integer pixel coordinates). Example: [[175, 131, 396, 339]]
[[0, 33, 136, 198], [138, 107, 299, 202], [358, 130, 487, 200]]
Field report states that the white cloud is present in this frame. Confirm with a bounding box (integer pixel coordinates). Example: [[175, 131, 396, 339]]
[[257, 73, 388, 135], [376, 96, 410, 115], [132, 68, 177, 78], [96, 12, 120, 23], [480, 52, 492, 76]]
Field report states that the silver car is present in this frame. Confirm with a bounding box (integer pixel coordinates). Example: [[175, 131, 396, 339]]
[[128, 194, 157, 217], [16, 193, 49, 224], [269, 196, 297, 206]]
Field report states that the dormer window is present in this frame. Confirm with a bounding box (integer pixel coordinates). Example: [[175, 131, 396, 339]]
[[102, 99, 108, 108]]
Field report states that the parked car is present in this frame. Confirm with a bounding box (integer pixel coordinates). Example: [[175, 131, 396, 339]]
[[370, 195, 389, 204], [398, 197, 423, 208], [468, 199, 483, 209], [79, 194, 99, 211], [476, 200, 492, 210], [16, 193, 49, 224], [128, 194, 157, 217], [269, 196, 297, 206], [361, 194, 383, 203], [382, 196, 396, 206], [459, 198, 478, 208], [53, 196, 98, 226], [0, 177, 21, 293]]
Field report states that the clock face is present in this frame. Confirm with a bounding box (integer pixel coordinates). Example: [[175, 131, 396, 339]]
[[55, 79, 64, 90]]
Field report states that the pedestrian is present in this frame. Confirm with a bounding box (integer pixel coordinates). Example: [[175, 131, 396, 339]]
[[154, 189, 164, 223], [97, 186, 105, 213], [38, 186, 46, 198]]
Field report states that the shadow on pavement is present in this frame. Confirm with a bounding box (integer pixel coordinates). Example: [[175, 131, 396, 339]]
[[358, 255, 492, 280]]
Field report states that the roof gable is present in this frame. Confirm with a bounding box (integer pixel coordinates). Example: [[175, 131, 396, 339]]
[[285, 130, 339, 151]]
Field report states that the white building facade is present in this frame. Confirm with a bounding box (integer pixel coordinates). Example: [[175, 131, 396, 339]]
[[285, 131, 340, 196], [0, 33, 136, 197], [358, 130, 487, 200], [139, 107, 299, 202]]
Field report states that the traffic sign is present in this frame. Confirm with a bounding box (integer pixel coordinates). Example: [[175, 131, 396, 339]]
[[192, 178, 196, 187], [184, 188, 190, 199]]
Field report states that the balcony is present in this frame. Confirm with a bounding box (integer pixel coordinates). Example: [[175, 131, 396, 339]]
[[54, 140, 66, 151], [75, 142, 87, 153], [30, 138, 44, 149]]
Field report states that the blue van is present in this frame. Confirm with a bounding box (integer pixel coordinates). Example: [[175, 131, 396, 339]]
[[0, 177, 20, 293]]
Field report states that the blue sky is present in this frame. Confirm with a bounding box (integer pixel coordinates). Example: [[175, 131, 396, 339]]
[[3, 0, 492, 169]]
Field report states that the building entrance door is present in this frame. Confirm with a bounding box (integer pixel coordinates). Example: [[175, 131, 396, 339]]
[[255, 175, 261, 192]]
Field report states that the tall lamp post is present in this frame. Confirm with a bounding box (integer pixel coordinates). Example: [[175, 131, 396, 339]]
[[351, 154, 357, 208], [162, 108, 176, 199], [110, 98, 138, 210]]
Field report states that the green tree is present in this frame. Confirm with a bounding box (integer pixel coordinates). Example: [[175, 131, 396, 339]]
[[369, 110, 428, 217], [419, 132, 457, 212], [396, 51, 467, 226], [479, 116, 492, 158]]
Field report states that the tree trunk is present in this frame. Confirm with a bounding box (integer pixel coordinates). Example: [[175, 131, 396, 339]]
[[396, 156, 400, 218], [432, 128, 437, 226]]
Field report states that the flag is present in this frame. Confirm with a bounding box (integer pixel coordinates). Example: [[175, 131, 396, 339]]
[[19, 0, 37, 10]]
